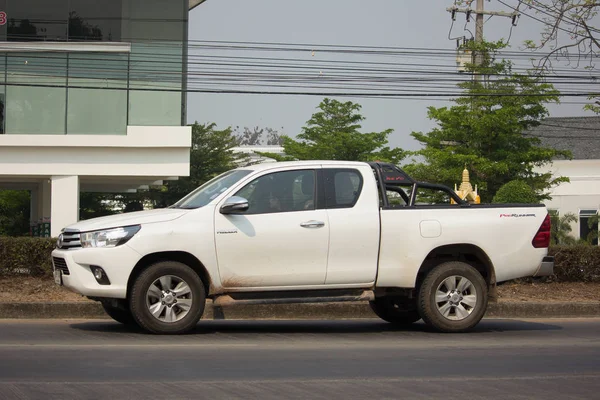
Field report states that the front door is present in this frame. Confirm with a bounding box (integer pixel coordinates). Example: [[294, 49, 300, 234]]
[[214, 168, 329, 288]]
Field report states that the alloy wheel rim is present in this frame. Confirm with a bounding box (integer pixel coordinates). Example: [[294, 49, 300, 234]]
[[434, 275, 477, 321], [146, 275, 193, 323]]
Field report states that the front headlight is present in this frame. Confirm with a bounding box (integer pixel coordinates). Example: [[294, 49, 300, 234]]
[[81, 225, 141, 248]]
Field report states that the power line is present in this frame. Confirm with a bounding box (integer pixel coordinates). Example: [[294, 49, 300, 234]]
[[538, 122, 600, 132]]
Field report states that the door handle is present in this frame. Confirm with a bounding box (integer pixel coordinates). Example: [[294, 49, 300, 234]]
[[300, 220, 325, 228]]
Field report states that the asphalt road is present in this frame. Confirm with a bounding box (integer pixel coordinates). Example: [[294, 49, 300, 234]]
[[0, 318, 599, 399]]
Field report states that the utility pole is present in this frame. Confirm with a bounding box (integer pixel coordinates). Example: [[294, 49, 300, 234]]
[[475, 0, 485, 73], [447, 1, 519, 76], [476, 0, 484, 44]]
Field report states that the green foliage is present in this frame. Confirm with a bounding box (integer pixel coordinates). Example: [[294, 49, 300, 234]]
[[492, 180, 539, 204], [585, 215, 599, 244], [0, 190, 31, 237], [405, 40, 571, 203], [233, 126, 284, 146], [282, 98, 405, 163], [79, 192, 118, 221], [550, 211, 578, 246], [0, 237, 56, 277]]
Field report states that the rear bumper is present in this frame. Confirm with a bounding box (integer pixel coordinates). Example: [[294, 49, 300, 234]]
[[533, 256, 554, 277]]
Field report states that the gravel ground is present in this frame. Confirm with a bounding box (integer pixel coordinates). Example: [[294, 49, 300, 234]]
[[1, 277, 599, 303]]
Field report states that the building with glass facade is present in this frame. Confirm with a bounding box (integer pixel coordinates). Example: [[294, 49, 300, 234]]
[[0, 0, 204, 236]]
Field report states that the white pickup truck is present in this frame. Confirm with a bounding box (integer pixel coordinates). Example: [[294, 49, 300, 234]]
[[52, 161, 553, 334]]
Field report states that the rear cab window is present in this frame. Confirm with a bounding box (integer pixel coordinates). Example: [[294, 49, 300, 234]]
[[323, 169, 363, 209]]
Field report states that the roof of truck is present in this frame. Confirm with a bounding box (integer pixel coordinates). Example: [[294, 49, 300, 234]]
[[240, 160, 370, 171]]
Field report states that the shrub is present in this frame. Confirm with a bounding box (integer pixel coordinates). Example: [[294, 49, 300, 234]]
[[0, 237, 56, 277], [548, 245, 600, 283], [492, 180, 539, 204]]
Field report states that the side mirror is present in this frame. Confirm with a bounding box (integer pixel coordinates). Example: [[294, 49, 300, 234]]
[[219, 196, 249, 214]]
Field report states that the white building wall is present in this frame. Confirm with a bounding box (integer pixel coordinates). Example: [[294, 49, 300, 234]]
[[0, 125, 191, 237], [538, 159, 600, 243]]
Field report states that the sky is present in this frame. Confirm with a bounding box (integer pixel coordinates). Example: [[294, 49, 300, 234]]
[[187, 0, 597, 151]]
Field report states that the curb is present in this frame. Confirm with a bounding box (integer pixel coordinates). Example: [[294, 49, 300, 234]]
[[1, 301, 599, 320]]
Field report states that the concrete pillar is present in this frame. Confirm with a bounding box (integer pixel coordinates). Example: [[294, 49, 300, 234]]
[[50, 176, 79, 237], [40, 179, 51, 224], [30, 187, 39, 225]]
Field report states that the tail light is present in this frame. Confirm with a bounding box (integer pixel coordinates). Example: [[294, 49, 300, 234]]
[[532, 213, 551, 248]]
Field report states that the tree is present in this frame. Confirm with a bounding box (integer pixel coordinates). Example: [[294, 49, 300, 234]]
[[405, 40, 571, 203], [163, 122, 242, 205], [522, 1, 600, 112], [492, 180, 540, 204], [0, 190, 30, 236], [280, 98, 405, 163], [549, 210, 578, 245], [234, 126, 285, 146], [79, 192, 118, 220]]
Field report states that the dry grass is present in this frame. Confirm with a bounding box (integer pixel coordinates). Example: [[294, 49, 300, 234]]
[[1, 277, 599, 303], [0, 277, 91, 303], [497, 281, 600, 303]]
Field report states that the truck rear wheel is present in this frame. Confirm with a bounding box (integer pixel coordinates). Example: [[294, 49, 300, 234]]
[[129, 261, 206, 334], [369, 297, 421, 325], [418, 261, 487, 333]]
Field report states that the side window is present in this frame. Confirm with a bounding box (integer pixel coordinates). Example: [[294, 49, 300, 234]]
[[234, 170, 316, 214], [324, 169, 363, 209]]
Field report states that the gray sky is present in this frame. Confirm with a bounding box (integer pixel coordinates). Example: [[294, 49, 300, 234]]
[[187, 0, 596, 151]]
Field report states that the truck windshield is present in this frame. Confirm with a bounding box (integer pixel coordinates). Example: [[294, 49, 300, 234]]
[[170, 169, 252, 209]]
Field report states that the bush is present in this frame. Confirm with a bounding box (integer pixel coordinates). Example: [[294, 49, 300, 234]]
[[492, 180, 539, 204], [0, 237, 56, 277], [549, 245, 600, 283]]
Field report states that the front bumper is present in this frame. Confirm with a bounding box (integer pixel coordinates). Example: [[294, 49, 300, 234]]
[[51, 244, 141, 299], [533, 256, 554, 277]]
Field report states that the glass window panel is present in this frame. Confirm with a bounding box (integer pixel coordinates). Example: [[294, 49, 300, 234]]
[[126, 0, 186, 126], [324, 169, 364, 209], [0, 0, 7, 41], [67, 53, 127, 135], [129, 0, 184, 21], [67, 88, 126, 135], [129, 42, 182, 126], [6, 53, 66, 134], [6, 0, 68, 41], [235, 170, 316, 214], [129, 89, 181, 126], [68, 53, 128, 85], [68, 0, 123, 42]]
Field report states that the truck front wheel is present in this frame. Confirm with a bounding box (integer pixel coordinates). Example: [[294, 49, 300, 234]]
[[129, 261, 206, 334], [369, 297, 421, 325], [418, 261, 488, 333], [102, 301, 137, 326]]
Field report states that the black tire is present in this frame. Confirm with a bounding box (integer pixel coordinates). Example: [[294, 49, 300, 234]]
[[418, 261, 488, 333], [369, 297, 421, 325], [102, 302, 137, 326], [129, 261, 206, 334]]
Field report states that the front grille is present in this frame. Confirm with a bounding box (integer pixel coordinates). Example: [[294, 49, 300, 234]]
[[52, 257, 70, 275], [58, 230, 81, 249]]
